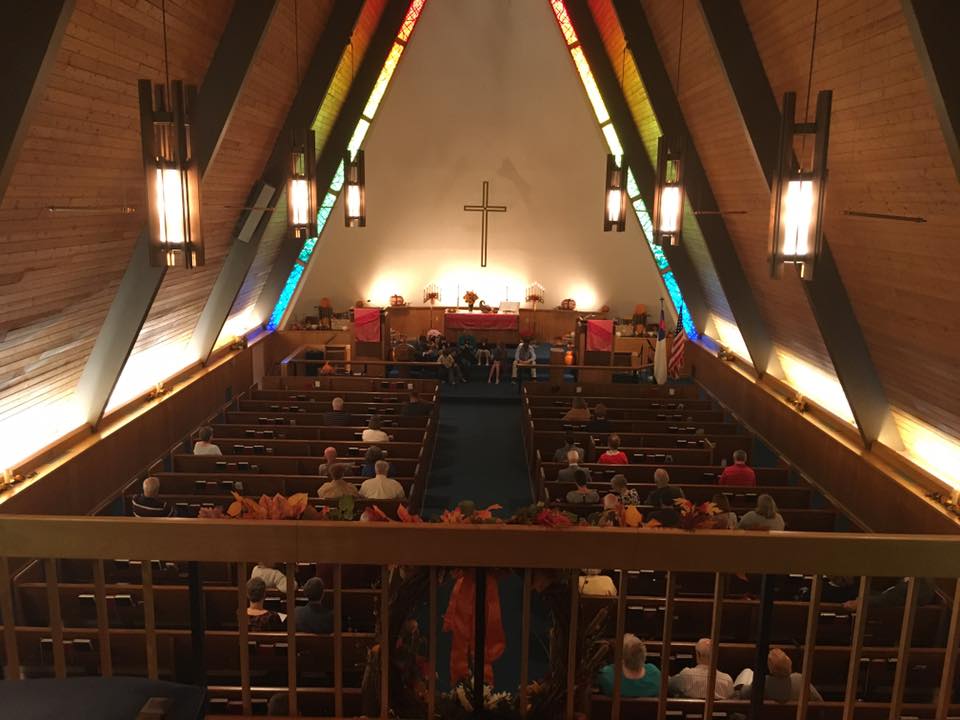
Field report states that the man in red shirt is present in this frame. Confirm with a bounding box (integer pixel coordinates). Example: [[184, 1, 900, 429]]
[[718, 449, 757, 487]]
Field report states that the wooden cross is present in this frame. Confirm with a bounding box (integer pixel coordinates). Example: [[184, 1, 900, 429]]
[[463, 180, 507, 267]]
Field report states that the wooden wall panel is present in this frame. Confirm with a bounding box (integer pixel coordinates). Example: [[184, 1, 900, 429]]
[[588, 0, 735, 328], [122, 0, 336, 369], [636, 0, 832, 371], [742, 0, 960, 437], [0, 0, 232, 425]]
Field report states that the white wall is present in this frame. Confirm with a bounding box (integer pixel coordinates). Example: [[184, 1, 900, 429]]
[[293, 0, 669, 320]]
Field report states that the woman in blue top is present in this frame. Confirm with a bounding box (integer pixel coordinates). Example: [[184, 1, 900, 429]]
[[597, 634, 662, 697]]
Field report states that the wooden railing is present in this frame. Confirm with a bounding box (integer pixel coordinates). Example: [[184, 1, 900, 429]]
[[2, 517, 959, 719]]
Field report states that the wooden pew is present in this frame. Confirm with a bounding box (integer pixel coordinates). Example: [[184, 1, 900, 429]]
[[532, 430, 753, 462], [224, 410, 429, 428], [528, 406, 725, 423], [539, 462, 790, 485], [553, 503, 842, 531], [204, 438, 424, 460], [237, 399, 434, 416], [531, 418, 739, 435], [170, 454, 420, 477], [123, 496, 410, 519], [251, 389, 437, 403], [524, 383, 700, 398], [143, 473, 415, 497], [261, 375, 439, 393], [546, 482, 813, 508], [527, 396, 715, 410], [210, 424, 427, 443]]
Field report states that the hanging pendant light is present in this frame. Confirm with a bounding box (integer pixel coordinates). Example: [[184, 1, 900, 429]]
[[344, 150, 366, 227], [287, 1, 316, 241], [769, 0, 830, 281], [652, 136, 684, 246], [603, 154, 627, 232], [140, 0, 203, 268]]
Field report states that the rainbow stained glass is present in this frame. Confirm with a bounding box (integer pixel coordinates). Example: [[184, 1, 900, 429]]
[[634, 196, 669, 270], [662, 271, 697, 338], [363, 43, 405, 118], [549, 0, 578, 46], [627, 169, 640, 199], [601, 123, 623, 158], [397, 0, 426, 42], [268, 262, 305, 330], [298, 237, 318, 262], [329, 161, 345, 192], [570, 47, 609, 124], [317, 203, 334, 230], [347, 119, 371, 158]]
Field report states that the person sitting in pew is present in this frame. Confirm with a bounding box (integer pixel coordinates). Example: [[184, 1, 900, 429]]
[[252, 561, 295, 595], [246, 577, 284, 631], [323, 397, 353, 426], [192, 425, 222, 456], [562, 397, 592, 422], [579, 568, 617, 597], [597, 634, 662, 697], [401, 390, 431, 417], [738, 494, 785, 531], [553, 432, 586, 463], [647, 490, 681, 528], [842, 576, 938, 611], [734, 647, 822, 702], [132, 476, 174, 518], [598, 434, 629, 465], [362, 416, 392, 443], [565, 469, 599, 504], [710, 493, 738, 530], [360, 460, 406, 500], [586, 403, 611, 433], [318, 446, 339, 477], [360, 446, 395, 478], [644, 468, 684, 508], [607, 473, 639, 506], [440, 348, 466, 384], [557, 449, 592, 483], [295, 577, 333, 634], [669, 638, 734, 699], [318, 463, 360, 500], [718, 449, 757, 487]]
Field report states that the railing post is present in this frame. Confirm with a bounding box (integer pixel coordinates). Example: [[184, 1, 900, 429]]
[[92, 559, 112, 677], [474, 567, 488, 714], [704, 573, 725, 720], [519, 568, 532, 718], [565, 572, 579, 719], [888, 577, 920, 720], [796, 574, 822, 720], [750, 573, 775, 718], [936, 577, 960, 720], [843, 576, 870, 720], [611, 568, 628, 720], [285, 564, 298, 716], [428, 567, 438, 720], [236, 562, 251, 715], [334, 564, 343, 718], [380, 566, 390, 720], [140, 560, 158, 679], [187, 561, 205, 685], [657, 572, 677, 720], [0, 556, 21, 681]]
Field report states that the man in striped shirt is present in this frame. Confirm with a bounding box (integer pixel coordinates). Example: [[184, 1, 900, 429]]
[[668, 638, 735, 699]]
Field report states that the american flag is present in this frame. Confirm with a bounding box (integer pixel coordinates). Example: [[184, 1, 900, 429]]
[[668, 309, 686, 378]]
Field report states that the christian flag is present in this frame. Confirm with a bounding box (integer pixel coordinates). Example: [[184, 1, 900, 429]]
[[669, 309, 687, 378], [653, 303, 668, 385]]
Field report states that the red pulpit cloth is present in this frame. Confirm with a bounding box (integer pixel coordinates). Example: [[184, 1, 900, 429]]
[[586, 319, 614, 351], [444, 313, 519, 331], [354, 307, 381, 342]]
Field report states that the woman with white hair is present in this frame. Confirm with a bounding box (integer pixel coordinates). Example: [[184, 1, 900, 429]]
[[596, 634, 661, 697], [737, 493, 785, 531]]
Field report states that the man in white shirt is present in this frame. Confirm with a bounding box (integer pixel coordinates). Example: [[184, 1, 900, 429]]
[[359, 460, 405, 500], [669, 638, 735, 699], [251, 562, 295, 595], [512, 341, 537, 382], [193, 426, 222, 456]]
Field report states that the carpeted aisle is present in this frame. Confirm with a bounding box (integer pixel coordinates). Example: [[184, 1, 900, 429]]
[[419, 370, 551, 693]]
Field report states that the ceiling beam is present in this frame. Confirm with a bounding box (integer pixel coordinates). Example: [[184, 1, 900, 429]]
[[75, 0, 278, 429], [607, 0, 779, 378], [191, 0, 364, 364], [253, 0, 415, 326], [562, 0, 712, 338], [901, 0, 960, 183], [0, 0, 75, 204], [698, 0, 902, 450]]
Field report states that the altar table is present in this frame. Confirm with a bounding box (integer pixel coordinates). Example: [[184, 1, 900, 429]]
[[444, 312, 519, 332]]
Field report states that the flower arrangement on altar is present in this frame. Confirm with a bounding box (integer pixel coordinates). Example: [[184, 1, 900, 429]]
[[558, 298, 576, 311], [462, 290, 478, 310]]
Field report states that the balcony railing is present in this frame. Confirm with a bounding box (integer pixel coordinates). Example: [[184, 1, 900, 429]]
[[1, 516, 958, 719]]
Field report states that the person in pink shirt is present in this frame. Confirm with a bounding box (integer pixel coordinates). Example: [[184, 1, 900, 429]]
[[718, 449, 757, 487], [598, 434, 629, 465]]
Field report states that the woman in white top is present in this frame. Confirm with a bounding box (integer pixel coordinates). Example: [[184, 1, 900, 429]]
[[361, 416, 391, 443], [738, 494, 785, 531], [193, 425, 222, 456]]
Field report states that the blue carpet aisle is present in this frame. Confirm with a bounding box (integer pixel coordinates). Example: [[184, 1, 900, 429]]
[[419, 367, 551, 692]]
